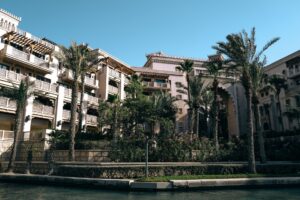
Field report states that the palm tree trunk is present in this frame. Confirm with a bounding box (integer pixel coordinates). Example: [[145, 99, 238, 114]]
[[246, 87, 256, 173], [212, 80, 219, 151], [69, 75, 79, 161], [7, 101, 25, 172], [195, 108, 200, 137], [277, 95, 284, 132], [78, 75, 85, 134], [186, 75, 193, 136], [253, 102, 267, 163]]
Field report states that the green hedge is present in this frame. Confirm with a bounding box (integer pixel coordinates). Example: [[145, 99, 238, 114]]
[[55, 163, 300, 179]]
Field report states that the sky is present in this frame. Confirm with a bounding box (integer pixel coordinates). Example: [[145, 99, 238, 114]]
[[1, 0, 300, 67]]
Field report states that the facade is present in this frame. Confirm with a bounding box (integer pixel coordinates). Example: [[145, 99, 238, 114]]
[[0, 8, 132, 142], [260, 50, 300, 132], [134, 52, 247, 136]]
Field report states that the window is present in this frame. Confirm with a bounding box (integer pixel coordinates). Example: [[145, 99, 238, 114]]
[[0, 63, 9, 70], [296, 65, 299, 73], [178, 108, 183, 114], [259, 106, 264, 116], [175, 82, 182, 88], [286, 99, 291, 107], [261, 92, 264, 97], [176, 95, 182, 100], [282, 70, 286, 75]]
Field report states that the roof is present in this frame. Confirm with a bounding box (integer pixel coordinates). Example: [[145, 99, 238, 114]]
[[264, 50, 300, 71], [132, 66, 183, 76], [146, 51, 207, 63]]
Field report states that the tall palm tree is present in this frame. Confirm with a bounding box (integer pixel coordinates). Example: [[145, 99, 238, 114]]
[[59, 42, 100, 161], [250, 64, 267, 163], [213, 27, 279, 173], [78, 54, 108, 134], [206, 59, 224, 151], [125, 74, 144, 99], [268, 75, 288, 132], [202, 90, 213, 136], [189, 76, 208, 136], [0, 77, 34, 172], [176, 60, 194, 135]]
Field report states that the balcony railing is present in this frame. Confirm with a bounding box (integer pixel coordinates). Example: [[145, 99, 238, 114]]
[[109, 68, 121, 79], [62, 110, 79, 121], [0, 69, 57, 93], [0, 130, 14, 140], [34, 80, 57, 93], [33, 103, 54, 117], [86, 115, 97, 125], [0, 96, 16, 111], [87, 94, 98, 105], [143, 81, 169, 89], [62, 69, 99, 88], [2, 45, 51, 72], [108, 85, 119, 94]]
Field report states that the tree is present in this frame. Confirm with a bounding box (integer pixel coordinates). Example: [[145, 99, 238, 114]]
[[176, 60, 194, 136], [0, 77, 34, 172], [125, 74, 144, 99], [213, 27, 279, 173], [206, 59, 224, 151], [202, 90, 213, 136], [188, 76, 208, 137], [268, 75, 288, 131], [250, 63, 267, 163], [58, 42, 100, 161], [78, 55, 108, 134]]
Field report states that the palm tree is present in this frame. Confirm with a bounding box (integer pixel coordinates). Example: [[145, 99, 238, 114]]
[[250, 64, 267, 163], [268, 75, 288, 132], [0, 77, 34, 172], [206, 59, 224, 151], [125, 74, 144, 99], [213, 27, 279, 173], [78, 54, 108, 134], [176, 60, 194, 136], [202, 90, 213, 136], [59, 42, 100, 161], [189, 76, 208, 136]]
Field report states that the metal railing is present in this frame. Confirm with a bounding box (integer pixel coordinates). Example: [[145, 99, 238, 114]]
[[34, 80, 57, 93]]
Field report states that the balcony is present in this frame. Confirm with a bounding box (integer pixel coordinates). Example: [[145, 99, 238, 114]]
[[0, 96, 16, 113], [62, 110, 78, 121], [108, 68, 121, 79], [32, 103, 54, 118], [194, 69, 236, 79], [0, 69, 57, 94], [143, 81, 170, 90], [0, 130, 14, 140], [1, 45, 52, 73], [108, 85, 119, 94], [61, 69, 99, 89], [87, 94, 98, 105], [86, 115, 97, 126]]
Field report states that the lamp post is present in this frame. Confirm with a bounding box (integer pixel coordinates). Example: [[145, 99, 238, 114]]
[[145, 136, 157, 178]]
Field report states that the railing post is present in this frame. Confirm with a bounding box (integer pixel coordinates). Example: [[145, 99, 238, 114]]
[[1, 130, 4, 140]]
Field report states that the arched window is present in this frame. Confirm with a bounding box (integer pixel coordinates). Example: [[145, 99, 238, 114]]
[[8, 22, 11, 30], [0, 19, 3, 26], [4, 20, 7, 28], [11, 24, 15, 31]]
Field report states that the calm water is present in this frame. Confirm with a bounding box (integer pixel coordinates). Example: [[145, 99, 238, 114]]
[[0, 183, 299, 200]]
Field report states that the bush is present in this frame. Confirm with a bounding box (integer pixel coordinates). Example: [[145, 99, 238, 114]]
[[109, 135, 247, 162]]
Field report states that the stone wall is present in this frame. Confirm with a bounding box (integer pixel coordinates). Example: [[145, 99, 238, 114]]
[[53, 150, 110, 162], [0, 161, 49, 174]]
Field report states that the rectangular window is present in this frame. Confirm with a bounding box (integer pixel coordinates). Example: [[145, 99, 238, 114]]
[[175, 82, 182, 88], [176, 95, 182, 100]]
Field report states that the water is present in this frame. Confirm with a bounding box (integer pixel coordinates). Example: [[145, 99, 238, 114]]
[[0, 183, 299, 200]]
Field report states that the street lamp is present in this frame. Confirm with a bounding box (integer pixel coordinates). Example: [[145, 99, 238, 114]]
[[145, 136, 157, 178]]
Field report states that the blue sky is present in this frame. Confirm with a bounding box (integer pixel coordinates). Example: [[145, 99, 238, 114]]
[[1, 0, 300, 66]]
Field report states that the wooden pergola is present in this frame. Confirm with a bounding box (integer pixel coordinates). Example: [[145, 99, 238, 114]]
[[1, 31, 55, 55]]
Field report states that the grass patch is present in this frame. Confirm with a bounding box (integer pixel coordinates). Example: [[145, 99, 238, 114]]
[[137, 173, 300, 182]]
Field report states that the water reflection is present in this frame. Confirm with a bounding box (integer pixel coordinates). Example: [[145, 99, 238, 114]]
[[0, 183, 299, 200]]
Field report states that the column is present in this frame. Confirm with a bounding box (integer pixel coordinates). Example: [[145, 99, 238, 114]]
[[81, 93, 88, 131], [23, 95, 34, 141], [120, 73, 125, 100], [54, 85, 65, 130]]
